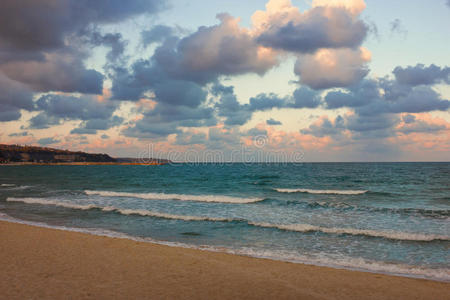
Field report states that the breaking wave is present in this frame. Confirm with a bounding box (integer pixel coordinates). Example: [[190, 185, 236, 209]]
[[275, 188, 368, 195], [0, 211, 448, 282], [7, 197, 448, 242], [6, 197, 234, 222], [249, 222, 450, 242], [85, 190, 264, 204]]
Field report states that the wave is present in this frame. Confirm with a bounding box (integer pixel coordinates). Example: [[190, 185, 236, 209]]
[[0, 211, 448, 282], [249, 222, 450, 242], [306, 201, 450, 219], [1, 184, 15, 187], [85, 190, 264, 204], [275, 188, 368, 195], [6, 198, 234, 222], [7, 197, 449, 242]]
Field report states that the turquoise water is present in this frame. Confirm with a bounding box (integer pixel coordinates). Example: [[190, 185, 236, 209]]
[[0, 163, 449, 281]]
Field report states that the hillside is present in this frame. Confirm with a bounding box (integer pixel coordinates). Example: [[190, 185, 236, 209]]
[[0, 144, 169, 165], [0, 144, 117, 164]]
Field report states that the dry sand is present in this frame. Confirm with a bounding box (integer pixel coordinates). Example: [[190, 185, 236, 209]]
[[0, 221, 448, 300]]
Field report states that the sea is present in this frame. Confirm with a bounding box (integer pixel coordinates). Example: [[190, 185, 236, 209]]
[[0, 163, 449, 281]]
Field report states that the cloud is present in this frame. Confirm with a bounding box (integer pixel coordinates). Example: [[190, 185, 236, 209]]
[[393, 64, 450, 86], [390, 19, 407, 37], [249, 93, 286, 111], [38, 137, 60, 146], [289, 87, 322, 108], [8, 132, 30, 137], [256, 2, 368, 53], [295, 47, 371, 89], [1, 50, 104, 94], [36, 94, 117, 120], [301, 116, 345, 137], [175, 131, 207, 145], [142, 25, 174, 46], [154, 14, 279, 84], [322, 67, 450, 115], [215, 89, 253, 126], [0, 73, 35, 121], [123, 103, 216, 139], [27, 94, 119, 130], [0, 0, 165, 94], [398, 116, 447, 135], [325, 79, 379, 109], [0, 0, 165, 54], [266, 118, 282, 125], [71, 116, 124, 135], [28, 113, 61, 129], [90, 32, 127, 62]]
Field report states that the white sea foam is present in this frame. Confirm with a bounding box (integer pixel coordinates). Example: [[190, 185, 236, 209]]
[[0, 211, 448, 282], [249, 222, 450, 242], [275, 188, 368, 195], [230, 247, 450, 282], [8, 197, 448, 242], [85, 190, 264, 204], [1, 184, 15, 187], [6, 197, 232, 222]]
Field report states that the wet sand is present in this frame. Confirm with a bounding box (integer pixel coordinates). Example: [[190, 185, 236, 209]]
[[0, 221, 448, 299]]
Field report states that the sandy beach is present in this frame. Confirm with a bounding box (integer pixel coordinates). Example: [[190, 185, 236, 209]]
[[0, 221, 448, 300]]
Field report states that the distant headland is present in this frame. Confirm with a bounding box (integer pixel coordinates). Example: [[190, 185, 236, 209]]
[[0, 144, 169, 165]]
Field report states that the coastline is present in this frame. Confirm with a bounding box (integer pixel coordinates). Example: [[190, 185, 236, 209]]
[[0, 162, 166, 166], [1, 220, 448, 300]]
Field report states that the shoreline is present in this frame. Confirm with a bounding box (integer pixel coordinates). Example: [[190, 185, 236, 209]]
[[1, 220, 448, 299]]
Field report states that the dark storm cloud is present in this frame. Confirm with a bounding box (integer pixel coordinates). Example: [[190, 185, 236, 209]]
[[393, 64, 450, 86], [257, 7, 367, 53], [0, 0, 165, 96], [1, 51, 104, 94], [0, 109, 21, 122], [0, 0, 166, 54], [266, 118, 282, 125], [0, 74, 35, 121]]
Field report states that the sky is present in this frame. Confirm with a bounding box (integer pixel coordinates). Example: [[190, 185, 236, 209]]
[[0, 0, 449, 162]]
